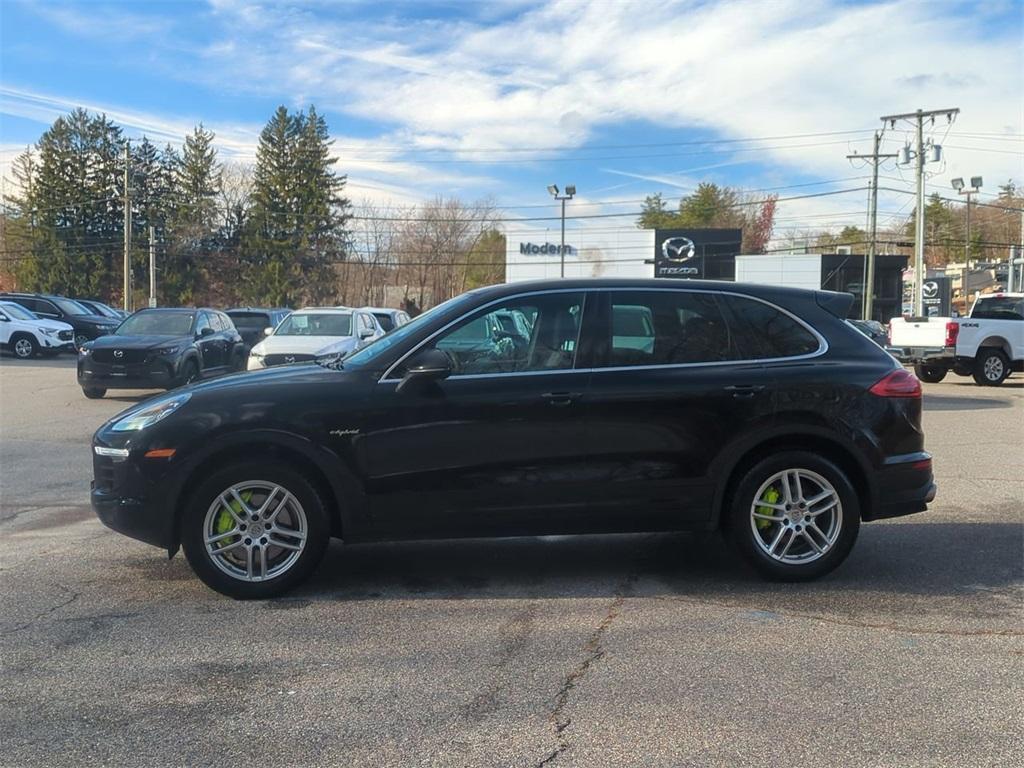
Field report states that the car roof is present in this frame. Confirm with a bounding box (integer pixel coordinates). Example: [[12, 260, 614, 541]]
[[226, 307, 291, 313], [362, 307, 401, 313], [293, 307, 353, 314]]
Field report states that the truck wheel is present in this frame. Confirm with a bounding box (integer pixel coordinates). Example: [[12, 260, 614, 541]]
[[972, 348, 1010, 386], [914, 363, 947, 383]]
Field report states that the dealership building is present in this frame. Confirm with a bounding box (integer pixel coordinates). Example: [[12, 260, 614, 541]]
[[505, 227, 909, 322]]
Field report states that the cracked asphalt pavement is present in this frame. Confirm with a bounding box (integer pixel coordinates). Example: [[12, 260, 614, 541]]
[[1, 356, 1022, 767]]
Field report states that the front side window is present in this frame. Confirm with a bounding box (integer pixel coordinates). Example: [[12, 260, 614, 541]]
[[599, 290, 738, 367], [721, 295, 820, 358], [427, 292, 585, 376]]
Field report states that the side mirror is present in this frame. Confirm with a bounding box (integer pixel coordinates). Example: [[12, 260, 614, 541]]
[[396, 348, 452, 394], [0, 314, 8, 322], [264, 326, 274, 336], [199, 326, 215, 337], [359, 326, 374, 339]]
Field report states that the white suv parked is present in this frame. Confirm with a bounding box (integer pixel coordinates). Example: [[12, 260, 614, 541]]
[[248, 307, 384, 370], [0, 300, 75, 359]]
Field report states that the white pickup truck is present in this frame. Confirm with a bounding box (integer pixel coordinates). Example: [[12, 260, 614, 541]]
[[889, 293, 1024, 385]]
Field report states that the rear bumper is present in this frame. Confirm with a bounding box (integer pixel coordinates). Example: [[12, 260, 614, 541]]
[[866, 452, 937, 521], [890, 346, 954, 365]]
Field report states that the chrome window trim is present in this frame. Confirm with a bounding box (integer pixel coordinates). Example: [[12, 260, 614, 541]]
[[379, 286, 827, 383]]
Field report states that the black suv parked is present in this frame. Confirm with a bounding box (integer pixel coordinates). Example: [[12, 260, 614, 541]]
[[78, 308, 244, 398], [225, 307, 291, 349], [0, 292, 120, 347], [91, 279, 935, 598]]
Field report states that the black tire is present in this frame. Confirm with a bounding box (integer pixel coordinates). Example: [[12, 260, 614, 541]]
[[725, 451, 860, 581], [181, 461, 331, 599], [82, 387, 106, 399], [972, 348, 1010, 386], [178, 358, 200, 387], [74, 333, 90, 348], [10, 333, 39, 360], [914, 363, 947, 383]]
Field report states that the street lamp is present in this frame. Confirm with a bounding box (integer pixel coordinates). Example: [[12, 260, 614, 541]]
[[952, 176, 982, 262], [548, 184, 576, 277]]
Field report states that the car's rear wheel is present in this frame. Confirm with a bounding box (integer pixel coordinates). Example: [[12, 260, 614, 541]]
[[727, 452, 860, 581], [181, 462, 330, 599], [82, 387, 106, 399], [914, 363, 947, 383], [972, 348, 1010, 386], [11, 334, 38, 359], [74, 333, 90, 348]]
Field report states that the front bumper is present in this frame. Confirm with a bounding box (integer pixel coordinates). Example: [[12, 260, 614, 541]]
[[79, 358, 177, 389], [91, 451, 175, 549], [866, 452, 937, 521]]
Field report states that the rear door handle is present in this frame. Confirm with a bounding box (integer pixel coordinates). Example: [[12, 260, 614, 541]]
[[724, 384, 765, 398], [542, 392, 582, 407]]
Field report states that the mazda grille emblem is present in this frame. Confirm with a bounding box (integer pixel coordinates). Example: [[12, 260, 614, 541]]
[[662, 236, 696, 262], [113, 350, 124, 358], [922, 281, 938, 299], [285, 355, 295, 364]]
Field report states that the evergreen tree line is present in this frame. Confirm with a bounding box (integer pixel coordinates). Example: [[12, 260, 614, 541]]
[[1, 105, 349, 307]]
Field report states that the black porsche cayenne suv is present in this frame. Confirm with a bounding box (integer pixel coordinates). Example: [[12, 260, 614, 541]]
[[78, 308, 245, 398], [91, 279, 935, 598]]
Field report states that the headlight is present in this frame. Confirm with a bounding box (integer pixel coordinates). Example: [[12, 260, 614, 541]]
[[153, 345, 184, 356], [79, 346, 91, 356], [40, 326, 61, 336], [111, 393, 191, 432]]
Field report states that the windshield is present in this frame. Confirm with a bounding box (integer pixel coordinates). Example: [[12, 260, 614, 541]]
[[54, 297, 92, 316], [341, 293, 479, 368], [0, 302, 39, 321], [275, 313, 351, 337], [115, 311, 195, 336], [972, 296, 1024, 321], [88, 301, 121, 319]]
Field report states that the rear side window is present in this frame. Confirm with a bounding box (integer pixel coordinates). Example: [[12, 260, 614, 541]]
[[374, 313, 395, 332], [721, 295, 820, 359], [971, 296, 1023, 320], [600, 290, 739, 367]]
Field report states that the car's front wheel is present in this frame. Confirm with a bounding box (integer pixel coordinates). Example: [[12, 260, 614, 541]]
[[727, 452, 860, 581], [181, 462, 330, 599]]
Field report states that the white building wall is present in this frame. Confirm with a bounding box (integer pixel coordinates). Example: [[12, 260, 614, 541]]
[[506, 227, 654, 282], [734, 254, 822, 291]]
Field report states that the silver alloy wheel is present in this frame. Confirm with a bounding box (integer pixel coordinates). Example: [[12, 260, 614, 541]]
[[203, 481, 308, 583], [14, 338, 34, 358], [983, 355, 1004, 381], [750, 468, 842, 564], [75, 333, 89, 348]]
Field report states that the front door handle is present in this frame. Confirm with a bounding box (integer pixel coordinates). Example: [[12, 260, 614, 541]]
[[542, 392, 582, 407], [724, 384, 765, 398]]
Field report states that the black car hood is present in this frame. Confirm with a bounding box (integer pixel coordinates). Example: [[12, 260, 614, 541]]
[[89, 334, 191, 350], [71, 314, 119, 326]]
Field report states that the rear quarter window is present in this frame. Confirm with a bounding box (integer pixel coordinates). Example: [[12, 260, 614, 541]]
[[721, 295, 821, 359]]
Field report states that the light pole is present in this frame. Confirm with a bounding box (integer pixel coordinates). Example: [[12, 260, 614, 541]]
[[547, 184, 576, 278], [951, 176, 982, 263]]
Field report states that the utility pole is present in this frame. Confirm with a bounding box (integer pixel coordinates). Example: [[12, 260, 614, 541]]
[[122, 142, 132, 312], [880, 108, 959, 316], [847, 132, 897, 320], [149, 226, 157, 308]]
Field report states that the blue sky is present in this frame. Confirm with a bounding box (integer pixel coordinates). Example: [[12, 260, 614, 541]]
[[2, 0, 1021, 240]]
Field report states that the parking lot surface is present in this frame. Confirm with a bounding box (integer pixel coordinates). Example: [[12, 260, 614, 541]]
[[2, 356, 1022, 767]]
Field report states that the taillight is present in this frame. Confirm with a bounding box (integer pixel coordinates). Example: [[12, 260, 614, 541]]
[[869, 368, 922, 398], [944, 321, 959, 348]]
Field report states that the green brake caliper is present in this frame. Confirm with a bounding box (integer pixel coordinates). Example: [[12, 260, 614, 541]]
[[755, 486, 781, 530], [213, 490, 252, 549]]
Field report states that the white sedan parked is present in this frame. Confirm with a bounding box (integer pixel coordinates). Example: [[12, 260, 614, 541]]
[[247, 307, 383, 370]]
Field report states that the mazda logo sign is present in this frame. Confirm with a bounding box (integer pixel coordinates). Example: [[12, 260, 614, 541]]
[[113, 350, 124, 358], [661, 236, 696, 262], [285, 355, 295, 364], [922, 281, 939, 299]]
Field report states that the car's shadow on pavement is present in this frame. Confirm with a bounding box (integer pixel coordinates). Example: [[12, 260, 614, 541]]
[[283, 518, 1023, 607]]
